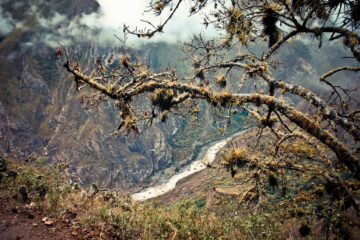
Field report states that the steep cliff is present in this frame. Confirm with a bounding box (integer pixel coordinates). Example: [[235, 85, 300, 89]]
[[0, 0, 181, 189], [0, 0, 229, 189]]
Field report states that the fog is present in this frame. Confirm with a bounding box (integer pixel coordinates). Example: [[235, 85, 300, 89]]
[[0, 0, 217, 48], [84, 0, 217, 43]]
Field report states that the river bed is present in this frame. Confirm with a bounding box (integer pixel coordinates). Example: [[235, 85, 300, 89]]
[[131, 130, 244, 201]]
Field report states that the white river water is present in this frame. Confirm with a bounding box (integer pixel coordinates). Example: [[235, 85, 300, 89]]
[[131, 131, 244, 201]]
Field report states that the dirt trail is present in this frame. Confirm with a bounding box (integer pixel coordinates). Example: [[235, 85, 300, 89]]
[[0, 197, 102, 240], [0, 197, 74, 240]]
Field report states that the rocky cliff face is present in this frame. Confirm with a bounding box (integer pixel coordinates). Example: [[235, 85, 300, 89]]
[[0, 45, 182, 189], [0, 0, 182, 189]]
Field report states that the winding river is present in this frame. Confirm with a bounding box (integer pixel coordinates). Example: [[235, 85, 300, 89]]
[[131, 130, 245, 201]]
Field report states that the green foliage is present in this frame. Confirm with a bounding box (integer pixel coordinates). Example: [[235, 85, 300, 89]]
[[226, 7, 253, 44], [91, 196, 285, 239], [0, 156, 71, 216], [17, 185, 28, 201], [0, 156, 7, 172], [239, 204, 281, 239]]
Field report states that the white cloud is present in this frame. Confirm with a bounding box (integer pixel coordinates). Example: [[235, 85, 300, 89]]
[[81, 0, 217, 44], [0, 2, 38, 37], [1, 0, 219, 49], [38, 12, 67, 29], [0, 6, 15, 35]]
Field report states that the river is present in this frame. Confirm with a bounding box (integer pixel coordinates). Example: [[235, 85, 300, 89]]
[[131, 130, 245, 201]]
